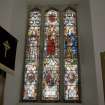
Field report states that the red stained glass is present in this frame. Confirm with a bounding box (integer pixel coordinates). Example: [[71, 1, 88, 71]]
[[42, 9, 60, 100], [47, 35, 55, 55]]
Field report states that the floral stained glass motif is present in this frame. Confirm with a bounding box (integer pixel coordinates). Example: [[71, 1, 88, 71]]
[[23, 10, 41, 100], [64, 9, 79, 101], [42, 10, 60, 100]]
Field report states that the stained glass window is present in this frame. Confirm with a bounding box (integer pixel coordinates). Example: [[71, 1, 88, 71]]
[[22, 8, 80, 102], [64, 8, 80, 101], [42, 9, 60, 100], [22, 9, 41, 100]]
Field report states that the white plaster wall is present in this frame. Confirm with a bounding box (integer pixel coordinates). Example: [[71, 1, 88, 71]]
[[89, 0, 105, 105], [0, 0, 15, 32], [0, 0, 102, 105], [77, 0, 98, 104], [0, 0, 27, 105]]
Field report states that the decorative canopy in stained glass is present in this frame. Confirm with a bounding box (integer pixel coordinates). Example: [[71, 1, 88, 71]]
[[22, 8, 80, 103]]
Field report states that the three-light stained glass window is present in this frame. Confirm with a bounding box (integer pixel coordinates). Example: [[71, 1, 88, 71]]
[[22, 8, 80, 102]]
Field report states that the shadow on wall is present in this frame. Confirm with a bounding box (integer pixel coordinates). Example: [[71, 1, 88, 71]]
[[0, 70, 6, 105]]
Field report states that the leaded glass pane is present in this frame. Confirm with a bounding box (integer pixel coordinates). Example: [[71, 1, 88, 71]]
[[65, 85, 79, 100], [23, 10, 41, 100], [42, 9, 60, 100], [64, 9, 80, 101]]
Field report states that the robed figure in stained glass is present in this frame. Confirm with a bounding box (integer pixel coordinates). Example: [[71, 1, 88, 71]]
[[47, 35, 55, 56], [42, 9, 60, 100]]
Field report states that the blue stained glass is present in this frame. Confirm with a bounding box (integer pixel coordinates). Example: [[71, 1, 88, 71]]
[[64, 8, 80, 101]]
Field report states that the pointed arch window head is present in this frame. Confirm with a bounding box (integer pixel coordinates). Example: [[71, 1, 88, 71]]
[[22, 8, 81, 103]]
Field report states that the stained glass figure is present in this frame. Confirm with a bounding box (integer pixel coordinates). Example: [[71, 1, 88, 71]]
[[23, 10, 41, 100], [42, 9, 60, 100], [64, 9, 80, 101]]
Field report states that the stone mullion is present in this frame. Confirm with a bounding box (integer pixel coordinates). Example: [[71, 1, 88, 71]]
[[37, 8, 45, 101], [59, 9, 65, 102]]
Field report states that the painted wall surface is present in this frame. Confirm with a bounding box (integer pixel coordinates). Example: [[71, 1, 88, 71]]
[[77, 0, 98, 104], [0, 0, 27, 105], [0, 0, 15, 32], [0, 0, 104, 105], [89, 0, 105, 105]]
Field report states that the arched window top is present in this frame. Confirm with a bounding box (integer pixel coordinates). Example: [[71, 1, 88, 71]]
[[45, 9, 59, 26], [28, 9, 41, 28], [45, 9, 58, 15], [64, 7, 76, 14], [29, 8, 41, 13], [64, 8, 77, 36]]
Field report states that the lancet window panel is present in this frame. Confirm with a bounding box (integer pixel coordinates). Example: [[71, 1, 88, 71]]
[[64, 8, 80, 101], [22, 10, 41, 101], [42, 10, 60, 100]]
